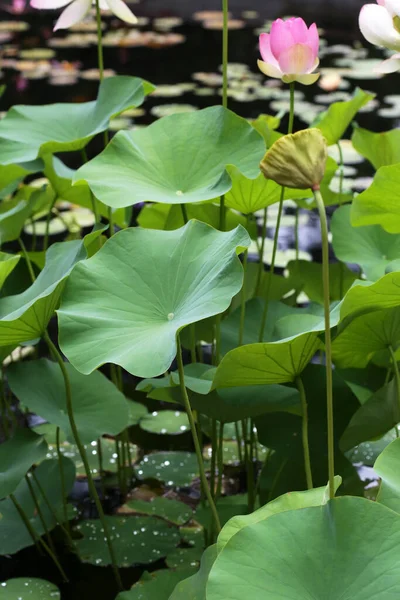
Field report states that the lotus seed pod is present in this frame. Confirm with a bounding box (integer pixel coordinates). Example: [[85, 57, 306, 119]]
[[260, 128, 328, 190]]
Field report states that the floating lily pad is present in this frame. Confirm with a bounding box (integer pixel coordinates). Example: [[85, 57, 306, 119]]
[[169, 545, 217, 600], [135, 452, 199, 487], [75, 515, 180, 567], [0, 578, 60, 599], [74, 106, 265, 209], [119, 497, 193, 525], [166, 547, 203, 569], [58, 221, 249, 378], [0, 76, 153, 165], [139, 410, 190, 435]]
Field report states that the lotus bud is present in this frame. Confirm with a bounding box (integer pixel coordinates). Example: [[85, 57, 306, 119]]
[[260, 128, 328, 190]]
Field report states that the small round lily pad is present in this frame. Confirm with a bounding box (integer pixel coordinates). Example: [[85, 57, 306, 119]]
[[75, 515, 180, 567], [139, 410, 190, 435], [0, 578, 60, 599], [135, 452, 200, 487], [119, 497, 193, 525]]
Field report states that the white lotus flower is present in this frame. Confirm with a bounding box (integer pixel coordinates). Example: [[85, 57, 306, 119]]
[[31, 0, 137, 31], [359, 0, 400, 73]]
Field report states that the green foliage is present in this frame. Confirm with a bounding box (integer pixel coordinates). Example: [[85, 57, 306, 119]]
[[352, 125, 400, 169], [0, 430, 47, 499]]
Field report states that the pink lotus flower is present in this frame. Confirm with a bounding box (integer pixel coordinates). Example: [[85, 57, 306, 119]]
[[359, 0, 400, 73], [31, 0, 137, 31], [258, 17, 320, 85]]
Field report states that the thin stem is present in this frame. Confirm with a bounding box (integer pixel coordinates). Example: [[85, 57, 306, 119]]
[[180, 204, 188, 224], [222, 0, 228, 109], [30, 470, 74, 547], [18, 237, 35, 283], [258, 186, 284, 341], [176, 335, 221, 533], [56, 427, 71, 536], [219, 196, 226, 232], [247, 421, 255, 512], [238, 214, 250, 346], [296, 376, 313, 490], [258, 82, 295, 342], [389, 346, 400, 416], [44, 196, 58, 252], [255, 207, 267, 296], [216, 421, 224, 500], [234, 421, 243, 463], [210, 418, 217, 498], [337, 140, 345, 297], [108, 207, 115, 237], [313, 188, 335, 500], [294, 206, 299, 262], [97, 438, 106, 499], [10, 493, 69, 583], [25, 474, 55, 553], [30, 218, 37, 252], [43, 332, 123, 590], [0, 371, 9, 439]]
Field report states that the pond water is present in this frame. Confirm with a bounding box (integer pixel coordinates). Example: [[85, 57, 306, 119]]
[[0, 2, 396, 597]]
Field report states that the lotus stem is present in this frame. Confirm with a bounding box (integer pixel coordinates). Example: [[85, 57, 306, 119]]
[[176, 335, 221, 534], [296, 375, 313, 490], [313, 187, 335, 500]]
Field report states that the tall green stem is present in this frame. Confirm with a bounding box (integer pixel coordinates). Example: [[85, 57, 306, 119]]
[[56, 426, 71, 536], [25, 474, 55, 553], [18, 237, 35, 283], [295, 376, 313, 490], [210, 418, 217, 498], [176, 335, 221, 534], [222, 0, 228, 109], [216, 421, 224, 499], [43, 332, 123, 590], [10, 493, 68, 583], [337, 140, 345, 297], [294, 206, 299, 262], [258, 82, 295, 342], [238, 215, 249, 346], [389, 345, 400, 417], [313, 188, 334, 500], [95, 0, 104, 81], [255, 207, 267, 296]]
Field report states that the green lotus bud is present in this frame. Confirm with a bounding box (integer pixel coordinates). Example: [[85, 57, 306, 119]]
[[259, 128, 328, 190]]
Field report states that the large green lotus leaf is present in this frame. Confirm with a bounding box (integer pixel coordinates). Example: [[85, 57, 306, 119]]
[[212, 332, 321, 388], [313, 87, 375, 145], [206, 497, 400, 600], [340, 379, 399, 452], [332, 306, 400, 368], [0, 457, 75, 554], [374, 437, 400, 513], [7, 359, 129, 444], [352, 125, 400, 169], [0, 429, 47, 499], [75, 515, 180, 567], [217, 478, 341, 552], [141, 363, 300, 421], [73, 107, 265, 209], [0, 76, 153, 165], [58, 221, 250, 378], [169, 545, 217, 600], [0, 198, 35, 245], [220, 299, 297, 355], [0, 253, 20, 289], [0, 159, 43, 192], [116, 568, 197, 600], [0, 231, 102, 346], [224, 167, 281, 214], [332, 204, 400, 280], [288, 259, 357, 303], [273, 303, 341, 339], [45, 156, 128, 230], [255, 365, 360, 500], [0, 578, 60, 599], [339, 271, 400, 326], [351, 163, 400, 232], [137, 201, 248, 233]]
